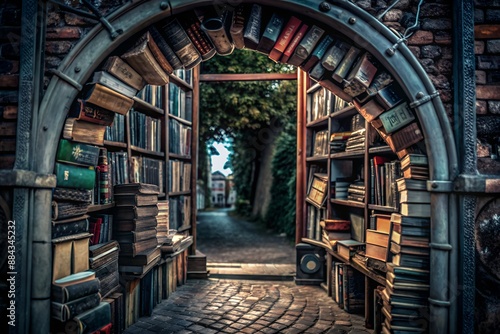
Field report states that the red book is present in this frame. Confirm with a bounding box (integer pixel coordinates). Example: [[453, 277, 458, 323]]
[[89, 217, 103, 245], [268, 16, 302, 62], [280, 23, 309, 63]]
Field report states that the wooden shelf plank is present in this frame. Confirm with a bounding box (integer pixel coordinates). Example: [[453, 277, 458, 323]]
[[330, 150, 365, 160], [103, 140, 127, 148], [168, 190, 191, 197], [168, 113, 192, 126], [306, 155, 328, 162], [130, 145, 165, 158], [330, 104, 357, 119], [169, 153, 191, 160], [330, 198, 366, 209], [132, 96, 164, 116], [306, 115, 329, 128], [169, 74, 193, 90], [367, 204, 397, 213], [200, 73, 297, 82], [368, 146, 394, 155], [87, 203, 115, 212]]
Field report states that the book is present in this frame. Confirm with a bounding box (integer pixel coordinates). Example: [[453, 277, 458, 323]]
[[118, 237, 158, 257], [332, 45, 360, 83], [113, 229, 157, 244], [229, 4, 246, 49], [365, 243, 388, 262], [114, 183, 160, 195], [82, 83, 134, 115], [52, 215, 89, 239], [179, 12, 216, 61], [300, 35, 334, 72], [391, 253, 429, 269], [378, 122, 424, 153], [390, 241, 430, 256], [51, 201, 89, 220], [400, 203, 431, 217], [114, 193, 159, 207], [63, 117, 107, 146], [280, 23, 309, 63], [342, 265, 365, 314], [379, 102, 416, 134], [201, 11, 235, 56], [52, 233, 91, 281], [54, 162, 95, 190], [52, 276, 100, 304], [287, 25, 325, 66], [102, 56, 146, 91], [268, 16, 302, 62], [374, 214, 392, 233], [320, 219, 350, 232], [113, 216, 157, 232], [401, 153, 428, 169], [56, 139, 99, 168], [121, 32, 170, 85], [113, 205, 159, 220], [391, 213, 430, 228], [396, 178, 427, 191], [243, 4, 263, 50], [69, 99, 115, 127], [64, 302, 111, 334], [256, 13, 286, 54], [306, 173, 328, 209], [148, 26, 184, 71], [343, 52, 378, 97], [118, 246, 161, 266], [336, 239, 365, 261], [399, 189, 430, 203], [91, 71, 138, 98], [391, 231, 429, 248], [375, 83, 404, 109], [321, 39, 350, 72], [118, 252, 160, 274], [366, 229, 390, 247], [51, 292, 101, 322], [402, 166, 429, 180], [353, 98, 385, 123]]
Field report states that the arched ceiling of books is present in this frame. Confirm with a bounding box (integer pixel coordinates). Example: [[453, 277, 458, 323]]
[[38, 2, 457, 331]]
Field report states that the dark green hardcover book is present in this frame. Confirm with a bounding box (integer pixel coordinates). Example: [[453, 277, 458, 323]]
[[379, 102, 416, 134], [321, 39, 350, 71], [51, 215, 89, 239], [256, 13, 286, 54], [52, 277, 100, 304], [51, 292, 101, 322], [56, 139, 100, 167], [301, 35, 334, 72], [54, 162, 96, 190]]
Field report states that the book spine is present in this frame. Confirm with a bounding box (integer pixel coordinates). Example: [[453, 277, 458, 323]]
[[376, 83, 404, 109], [300, 35, 333, 72], [257, 13, 285, 54], [103, 56, 146, 91], [321, 40, 349, 71], [159, 18, 202, 69], [56, 139, 100, 167], [85, 83, 134, 115], [281, 23, 308, 63], [52, 278, 100, 304], [332, 46, 360, 83], [66, 302, 111, 334], [243, 4, 262, 48], [55, 162, 96, 190], [230, 4, 246, 49], [149, 27, 183, 70], [73, 100, 115, 126], [51, 293, 101, 322], [98, 148, 111, 204], [379, 102, 416, 133], [343, 53, 378, 97], [202, 15, 235, 56], [268, 16, 301, 62], [288, 25, 325, 66], [93, 71, 138, 98], [182, 17, 216, 60], [385, 122, 424, 152]]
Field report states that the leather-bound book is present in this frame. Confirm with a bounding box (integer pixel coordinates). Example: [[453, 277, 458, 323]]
[[343, 53, 378, 97], [230, 4, 247, 49], [353, 98, 385, 123], [280, 23, 308, 63], [332, 45, 360, 83], [118, 237, 158, 257], [52, 272, 99, 303], [378, 122, 424, 153], [321, 40, 350, 72], [355, 70, 394, 104], [148, 26, 184, 70], [121, 32, 170, 85], [308, 61, 327, 82], [113, 204, 159, 220], [51, 292, 101, 322], [256, 13, 286, 54], [243, 4, 263, 50], [375, 83, 404, 109], [54, 162, 96, 190], [202, 10, 235, 56], [112, 216, 157, 232], [268, 15, 302, 62], [91, 71, 138, 98], [379, 102, 416, 133], [287, 25, 325, 67], [82, 83, 134, 116], [300, 35, 334, 72], [69, 99, 115, 127], [56, 138, 100, 167], [180, 12, 216, 61], [64, 302, 111, 334], [63, 116, 107, 147], [102, 56, 146, 91], [157, 17, 202, 69]]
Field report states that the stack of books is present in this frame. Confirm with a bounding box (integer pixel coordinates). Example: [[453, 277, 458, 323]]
[[89, 240, 120, 298], [113, 183, 161, 275], [156, 200, 170, 244], [347, 182, 365, 203], [333, 180, 350, 200], [365, 213, 391, 264], [320, 219, 351, 250], [381, 210, 430, 333], [345, 128, 365, 152], [330, 131, 352, 153]]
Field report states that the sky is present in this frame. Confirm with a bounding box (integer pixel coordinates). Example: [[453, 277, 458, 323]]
[[211, 142, 232, 176]]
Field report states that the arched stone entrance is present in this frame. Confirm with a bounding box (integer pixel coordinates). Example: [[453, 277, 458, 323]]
[[26, 1, 458, 333]]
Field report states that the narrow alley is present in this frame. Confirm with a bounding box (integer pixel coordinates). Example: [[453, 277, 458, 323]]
[[123, 210, 369, 334]]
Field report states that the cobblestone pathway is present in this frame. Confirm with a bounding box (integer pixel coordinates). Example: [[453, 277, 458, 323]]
[[124, 279, 370, 334]]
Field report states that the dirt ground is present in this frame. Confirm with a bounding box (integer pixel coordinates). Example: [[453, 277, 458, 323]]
[[195, 208, 296, 264]]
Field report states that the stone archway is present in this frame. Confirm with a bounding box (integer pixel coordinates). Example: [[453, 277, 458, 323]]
[[30, 1, 458, 333]]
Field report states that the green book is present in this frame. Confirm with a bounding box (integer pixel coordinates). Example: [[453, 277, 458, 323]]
[[55, 162, 96, 190], [379, 102, 415, 133], [56, 139, 100, 167]]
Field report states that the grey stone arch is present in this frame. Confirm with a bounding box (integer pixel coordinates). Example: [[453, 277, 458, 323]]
[[30, 0, 460, 333]]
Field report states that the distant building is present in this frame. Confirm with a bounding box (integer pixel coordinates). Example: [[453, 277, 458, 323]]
[[211, 171, 226, 207], [226, 174, 236, 207]]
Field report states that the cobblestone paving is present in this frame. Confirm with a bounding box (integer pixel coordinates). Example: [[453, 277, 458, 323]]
[[124, 279, 370, 334]]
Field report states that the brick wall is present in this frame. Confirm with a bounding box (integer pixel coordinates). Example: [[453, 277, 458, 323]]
[[0, 0, 21, 169]]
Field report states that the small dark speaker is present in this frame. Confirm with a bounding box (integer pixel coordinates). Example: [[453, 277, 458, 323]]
[[295, 243, 326, 285]]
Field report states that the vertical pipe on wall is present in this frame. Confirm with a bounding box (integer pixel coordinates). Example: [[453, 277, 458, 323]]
[[296, 69, 307, 244], [453, 1, 476, 333]]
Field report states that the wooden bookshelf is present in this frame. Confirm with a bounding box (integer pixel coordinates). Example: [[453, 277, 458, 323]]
[[87, 202, 115, 212]]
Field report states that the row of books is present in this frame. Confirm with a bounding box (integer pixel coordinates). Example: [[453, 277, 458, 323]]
[[307, 87, 352, 124], [130, 156, 165, 195], [169, 83, 192, 121], [137, 85, 164, 109], [104, 113, 126, 143], [169, 119, 192, 156], [129, 108, 163, 152], [168, 160, 192, 193]]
